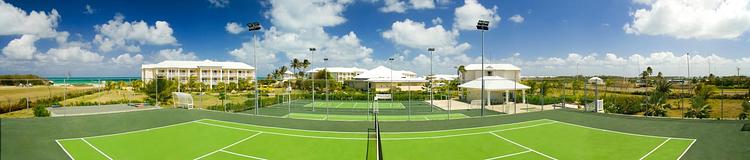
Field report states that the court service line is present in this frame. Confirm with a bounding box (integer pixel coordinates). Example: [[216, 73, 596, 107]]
[[490, 133, 557, 160], [219, 150, 267, 160], [676, 139, 697, 160], [639, 138, 671, 160], [485, 150, 532, 160], [57, 120, 200, 141], [194, 132, 263, 160], [55, 140, 75, 160], [552, 120, 695, 141], [81, 138, 113, 160]]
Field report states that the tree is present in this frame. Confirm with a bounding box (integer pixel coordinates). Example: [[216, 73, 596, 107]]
[[187, 76, 198, 92], [141, 76, 176, 105], [684, 83, 714, 119], [523, 80, 538, 95], [291, 58, 302, 79], [301, 59, 311, 78], [642, 78, 671, 117], [131, 80, 144, 92], [457, 65, 466, 81]]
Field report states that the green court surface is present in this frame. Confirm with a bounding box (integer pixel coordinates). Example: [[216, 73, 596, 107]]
[[285, 113, 470, 121], [56, 119, 696, 160], [303, 101, 407, 109]]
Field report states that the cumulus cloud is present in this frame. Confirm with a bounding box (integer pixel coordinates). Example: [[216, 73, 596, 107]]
[[225, 22, 244, 34], [509, 14, 524, 23], [110, 53, 144, 65], [93, 14, 178, 52], [153, 48, 198, 62], [2, 35, 39, 60], [208, 0, 230, 8], [36, 46, 104, 64], [380, 0, 441, 13], [453, 0, 501, 30], [0, 1, 60, 37], [382, 19, 470, 55], [266, 0, 350, 31], [624, 0, 750, 39]]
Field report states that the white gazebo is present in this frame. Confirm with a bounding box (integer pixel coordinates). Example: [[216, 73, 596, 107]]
[[458, 76, 530, 108]]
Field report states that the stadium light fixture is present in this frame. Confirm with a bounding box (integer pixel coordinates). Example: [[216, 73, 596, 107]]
[[427, 48, 435, 112], [309, 47, 317, 112]]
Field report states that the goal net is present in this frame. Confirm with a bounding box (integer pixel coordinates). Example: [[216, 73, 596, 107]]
[[172, 92, 194, 109]]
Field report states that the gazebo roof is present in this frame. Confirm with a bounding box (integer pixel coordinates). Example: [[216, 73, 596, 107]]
[[458, 76, 530, 91]]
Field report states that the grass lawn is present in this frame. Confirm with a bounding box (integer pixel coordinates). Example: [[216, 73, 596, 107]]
[[0, 108, 33, 118], [0, 86, 95, 105], [192, 93, 250, 108], [59, 90, 147, 106], [56, 119, 694, 160], [666, 98, 747, 119]]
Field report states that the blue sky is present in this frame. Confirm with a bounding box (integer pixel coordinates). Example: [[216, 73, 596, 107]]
[[1, 0, 749, 77]]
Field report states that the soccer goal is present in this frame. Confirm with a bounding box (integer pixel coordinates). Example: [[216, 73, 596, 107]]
[[172, 92, 194, 109]]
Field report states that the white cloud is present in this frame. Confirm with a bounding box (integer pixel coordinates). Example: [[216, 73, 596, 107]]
[[266, 0, 351, 30], [509, 14, 524, 23], [431, 17, 443, 25], [2, 35, 39, 60], [624, 0, 750, 39], [382, 19, 470, 56], [0, 1, 60, 37], [110, 53, 144, 65], [380, 0, 440, 13], [410, 0, 436, 9], [94, 14, 178, 52], [153, 48, 198, 62], [453, 0, 501, 30], [208, 0, 230, 8], [225, 22, 244, 34], [36, 46, 104, 64], [84, 4, 94, 14]]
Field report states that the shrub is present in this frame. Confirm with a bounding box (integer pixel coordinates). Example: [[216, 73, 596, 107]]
[[32, 104, 49, 117]]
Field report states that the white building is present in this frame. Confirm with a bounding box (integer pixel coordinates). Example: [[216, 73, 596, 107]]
[[141, 60, 255, 89], [461, 64, 521, 82], [349, 66, 427, 92], [429, 74, 459, 81], [283, 71, 295, 80], [306, 67, 368, 82]]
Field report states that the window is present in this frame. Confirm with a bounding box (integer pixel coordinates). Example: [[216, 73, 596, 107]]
[[487, 71, 493, 76]]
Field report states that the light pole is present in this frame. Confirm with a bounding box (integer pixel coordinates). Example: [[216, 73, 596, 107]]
[[476, 20, 489, 116], [247, 22, 262, 115], [428, 48, 435, 112], [309, 48, 317, 112], [389, 57, 395, 109], [324, 57, 329, 119]]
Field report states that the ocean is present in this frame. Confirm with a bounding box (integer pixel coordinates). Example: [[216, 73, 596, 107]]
[[46, 77, 140, 85]]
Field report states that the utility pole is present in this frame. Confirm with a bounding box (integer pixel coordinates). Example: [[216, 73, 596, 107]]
[[476, 20, 489, 116]]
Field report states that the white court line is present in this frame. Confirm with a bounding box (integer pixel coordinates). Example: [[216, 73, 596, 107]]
[[552, 120, 695, 141], [490, 133, 557, 160], [57, 120, 199, 141], [677, 139, 697, 160], [199, 118, 550, 134], [81, 138, 113, 160], [196, 120, 556, 141], [639, 138, 671, 160], [485, 150, 531, 160], [220, 150, 267, 160], [55, 140, 75, 160], [334, 102, 343, 108], [194, 132, 263, 160]]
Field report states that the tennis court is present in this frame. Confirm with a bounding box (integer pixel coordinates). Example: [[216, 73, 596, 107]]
[[55, 118, 695, 160], [285, 113, 470, 121], [303, 101, 407, 109]]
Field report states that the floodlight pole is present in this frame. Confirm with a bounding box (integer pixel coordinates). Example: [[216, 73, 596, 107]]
[[476, 20, 489, 116], [389, 57, 395, 108], [309, 48, 317, 112], [247, 22, 262, 115], [428, 48, 435, 112], [325, 57, 329, 120]]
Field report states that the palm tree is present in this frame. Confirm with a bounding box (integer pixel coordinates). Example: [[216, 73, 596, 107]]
[[291, 58, 301, 79], [301, 59, 311, 78], [457, 65, 466, 82], [684, 83, 714, 119]]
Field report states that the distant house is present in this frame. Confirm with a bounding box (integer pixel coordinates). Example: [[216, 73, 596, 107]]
[[283, 71, 295, 81], [347, 66, 427, 92], [306, 67, 368, 82], [460, 64, 521, 82], [429, 74, 459, 81], [141, 60, 255, 89]]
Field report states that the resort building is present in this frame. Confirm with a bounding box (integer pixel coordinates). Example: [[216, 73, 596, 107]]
[[283, 71, 295, 80], [348, 66, 427, 92], [429, 74, 459, 81], [306, 67, 368, 82], [141, 60, 255, 89], [458, 64, 527, 108], [460, 64, 521, 82]]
